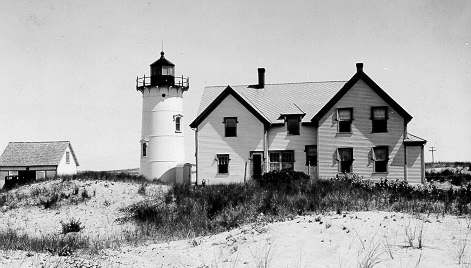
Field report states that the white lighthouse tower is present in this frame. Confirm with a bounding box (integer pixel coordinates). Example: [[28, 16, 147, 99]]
[[136, 51, 189, 182]]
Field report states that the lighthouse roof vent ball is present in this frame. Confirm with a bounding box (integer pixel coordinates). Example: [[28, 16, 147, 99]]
[[136, 51, 189, 184]]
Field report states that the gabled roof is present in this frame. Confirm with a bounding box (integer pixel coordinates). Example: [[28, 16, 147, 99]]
[[190, 86, 271, 128], [190, 63, 413, 128], [404, 133, 427, 145], [311, 64, 413, 124], [0, 141, 79, 167], [191, 81, 346, 127]]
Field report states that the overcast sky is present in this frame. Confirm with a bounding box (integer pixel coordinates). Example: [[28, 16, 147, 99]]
[[0, 0, 470, 170]]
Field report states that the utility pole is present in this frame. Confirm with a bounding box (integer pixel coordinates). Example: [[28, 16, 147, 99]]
[[429, 146, 437, 164]]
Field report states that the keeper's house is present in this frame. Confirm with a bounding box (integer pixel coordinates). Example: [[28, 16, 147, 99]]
[[190, 63, 426, 185], [0, 141, 79, 188]]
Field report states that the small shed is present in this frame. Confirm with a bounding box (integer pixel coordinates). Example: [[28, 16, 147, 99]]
[[0, 141, 79, 188]]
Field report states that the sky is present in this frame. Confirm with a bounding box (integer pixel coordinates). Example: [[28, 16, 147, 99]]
[[0, 0, 470, 170]]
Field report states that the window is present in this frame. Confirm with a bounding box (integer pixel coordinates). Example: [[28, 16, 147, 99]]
[[372, 146, 389, 173], [175, 116, 181, 132], [337, 108, 353, 133], [224, 117, 238, 137], [305, 145, 317, 166], [337, 148, 353, 173], [66, 152, 70, 164], [286, 116, 300, 135], [162, 66, 174, 76], [217, 154, 230, 174], [142, 142, 147, 157], [269, 151, 294, 171], [371, 107, 388, 133]]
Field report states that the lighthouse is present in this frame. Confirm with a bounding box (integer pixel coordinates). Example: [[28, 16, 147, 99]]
[[136, 51, 189, 182]]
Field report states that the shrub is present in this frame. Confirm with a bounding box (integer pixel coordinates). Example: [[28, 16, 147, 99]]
[[138, 183, 147, 195], [81, 189, 91, 200], [256, 170, 310, 193], [426, 169, 471, 186], [0, 229, 89, 255], [120, 176, 471, 241], [60, 218, 84, 234], [39, 193, 59, 209]]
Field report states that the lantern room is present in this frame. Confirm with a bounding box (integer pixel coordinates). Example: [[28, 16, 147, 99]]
[[150, 51, 175, 87], [136, 51, 189, 91]]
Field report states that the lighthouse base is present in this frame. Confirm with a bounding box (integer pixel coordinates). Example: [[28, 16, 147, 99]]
[[140, 161, 191, 184]]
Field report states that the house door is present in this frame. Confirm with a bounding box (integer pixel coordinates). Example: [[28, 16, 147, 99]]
[[251, 152, 263, 180]]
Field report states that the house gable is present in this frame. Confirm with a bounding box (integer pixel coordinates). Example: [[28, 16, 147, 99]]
[[190, 86, 270, 128], [316, 77, 407, 180], [196, 93, 265, 184], [311, 65, 412, 125], [57, 144, 79, 175]]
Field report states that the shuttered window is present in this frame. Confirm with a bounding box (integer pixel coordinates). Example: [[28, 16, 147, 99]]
[[217, 154, 230, 174], [336, 148, 353, 173], [337, 108, 353, 133], [371, 107, 388, 133], [373, 146, 389, 173], [224, 117, 238, 137]]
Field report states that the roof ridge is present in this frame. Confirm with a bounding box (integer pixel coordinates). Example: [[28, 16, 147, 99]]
[[205, 80, 348, 88]]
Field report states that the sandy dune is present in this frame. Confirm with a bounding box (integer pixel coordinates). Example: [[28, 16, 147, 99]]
[[1, 180, 470, 267]]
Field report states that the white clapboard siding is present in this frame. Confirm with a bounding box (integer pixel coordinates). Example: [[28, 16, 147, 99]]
[[406, 145, 423, 183], [197, 94, 264, 184], [267, 124, 317, 175], [317, 80, 406, 180], [56, 144, 78, 175]]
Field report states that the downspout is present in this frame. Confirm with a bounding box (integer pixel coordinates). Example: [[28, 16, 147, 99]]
[[421, 144, 425, 184], [193, 127, 198, 185], [403, 120, 407, 181], [264, 124, 269, 173]]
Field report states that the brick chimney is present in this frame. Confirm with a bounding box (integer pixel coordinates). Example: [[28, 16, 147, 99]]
[[356, 63, 364, 73], [258, 68, 265, 88]]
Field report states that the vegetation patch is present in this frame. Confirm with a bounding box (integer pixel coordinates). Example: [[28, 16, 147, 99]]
[[426, 169, 471, 186], [0, 229, 89, 256], [61, 218, 85, 234], [121, 171, 471, 241]]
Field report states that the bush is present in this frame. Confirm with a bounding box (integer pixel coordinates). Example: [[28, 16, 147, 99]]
[[256, 170, 310, 193], [138, 183, 147, 195], [426, 169, 471, 186], [39, 193, 59, 209], [81, 189, 91, 199], [60, 218, 84, 234], [120, 176, 471, 241], [0, 229, 89, 255], [63, 171, 148, 184]]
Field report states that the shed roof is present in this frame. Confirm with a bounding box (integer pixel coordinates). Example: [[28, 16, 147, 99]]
[[0, 141, 79, 167], [404, 133, 427, 145]]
